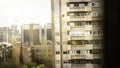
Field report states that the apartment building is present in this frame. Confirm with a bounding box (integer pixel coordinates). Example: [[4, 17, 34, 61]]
[[52, 0, 103, 68]]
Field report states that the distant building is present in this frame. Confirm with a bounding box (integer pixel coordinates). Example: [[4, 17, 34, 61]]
[[43, 23, 52, 41], [21, 24, 42, 46], [0, 25, 20, 44], [22, 23, 52, 45]]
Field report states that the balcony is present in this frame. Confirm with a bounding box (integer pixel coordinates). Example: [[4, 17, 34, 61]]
[[85, 44, 93, 49], [70, 27, 85, 31], [86, 64, 93, 68], [92, 17, 102, 21], [86, 54, 93, 59], [85, 36, 93, 40], [68, 0, 92, 2], [70, 6, 92, 12], [71, 45, 86, 50], [71, 36, 85, 40], [85, 25, 93, 30], [72, 54, 86, 59], [70, 16, 92, 21], [72, 64, 86, 68], [70, 31, 85, 37]]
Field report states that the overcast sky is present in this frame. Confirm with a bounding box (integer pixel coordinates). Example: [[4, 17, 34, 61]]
[[0, 0, 51, 28]]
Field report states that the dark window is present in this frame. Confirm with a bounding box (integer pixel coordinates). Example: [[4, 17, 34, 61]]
[[86, 59, 93, 64], [56, 51, 60, 54], [63, 60, 68, 64], [63, 51, 67, 54]]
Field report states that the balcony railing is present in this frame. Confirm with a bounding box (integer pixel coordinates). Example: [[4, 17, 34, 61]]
[[70, 16, 92, 21], [70, 6, 92, 11], [71, 36, 85, 40], [72, 54, 86, 59], [72, 64, 86, 68]]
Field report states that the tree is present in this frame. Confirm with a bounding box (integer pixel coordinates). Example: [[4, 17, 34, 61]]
[[19, 44, 23, 67]]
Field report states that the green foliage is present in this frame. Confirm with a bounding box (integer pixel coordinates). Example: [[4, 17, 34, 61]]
[[39, 64, 45, 68]]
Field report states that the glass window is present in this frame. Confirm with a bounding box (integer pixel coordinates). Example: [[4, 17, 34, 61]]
[[63, 51, 67, 54], [93, 31, 98, 36], [63, 60, 68, 64], [56, 42, 60, 45], [79, 4, 85, 7], [80, 50, 86, 55]]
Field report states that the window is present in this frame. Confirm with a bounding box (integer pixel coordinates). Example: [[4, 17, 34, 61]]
[[91, 12, 98, 17], [93, 31, 98, 36], [98, 30, 103, 35], [56, 60, 60, 64], [90, 50, 93, 54], [81, 41, 86, 45], [63, 51, 67, 54], [77, 22, 85, 26], [63, 60, 68, 64], [86, 22, 92, 25], [72, 59, 86, 64], [55, 32, 59, 36], [93, 40, 101, 45], [79, 13, 86, 16], [70, 4, 74, 8], [70, 22, 75, 26], [80, 50, 86, 55], [76, 50, 80, 54], [67, 31, 69, 35], [68, 60, 72, 64], [86, 40, 93, 44], [79, 4, 85, 7], [86, 59, 93, 64], [86, 50, 93, 54], [56, 42, 60, 45], [93, 49, 102, 54], [93, 59, 102, 64], [56, 51, 60, 54], [86, 31, 92, 35], [92, 11, 102, 17]]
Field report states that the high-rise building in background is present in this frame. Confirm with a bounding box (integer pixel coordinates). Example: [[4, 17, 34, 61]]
[[22, 23, 52, 46], [21, 24, 42, 46], [0, 25, 20, 44], [52, 0, 103, 68], [44, 23, 52, 41]]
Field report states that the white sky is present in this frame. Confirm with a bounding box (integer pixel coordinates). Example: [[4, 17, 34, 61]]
[[0, 0, 51, 29]]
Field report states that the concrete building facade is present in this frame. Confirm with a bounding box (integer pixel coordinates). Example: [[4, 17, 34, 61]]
[[52, 0, 103, 68]]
